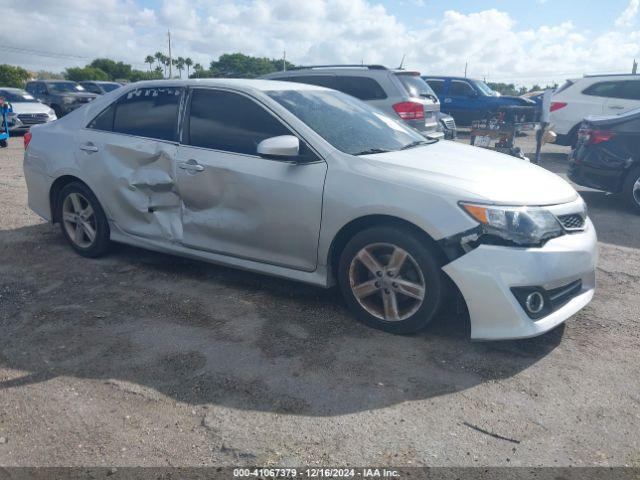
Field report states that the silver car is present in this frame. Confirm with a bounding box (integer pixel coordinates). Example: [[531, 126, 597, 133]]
[[0, 87, 57, 132], [263, 65, 444, 139], [23, 79, 597, 340]]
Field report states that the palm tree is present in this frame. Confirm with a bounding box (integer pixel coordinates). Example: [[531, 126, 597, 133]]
[[154, 52, 166, 77], [185, 57, 193, 78], [145, 55, 155, 72], [175, 57, 185, 78], [193, 63, 203, 78]]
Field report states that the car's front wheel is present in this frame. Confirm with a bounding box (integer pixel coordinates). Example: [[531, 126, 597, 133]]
[[57, 182, 110, 257], [338, 226, 446, 334], [623, 166, 640, 214]]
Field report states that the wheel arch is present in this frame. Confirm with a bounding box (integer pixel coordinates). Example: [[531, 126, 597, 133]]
[[49, 175, 90, 224], [327, 214, 448, 281]]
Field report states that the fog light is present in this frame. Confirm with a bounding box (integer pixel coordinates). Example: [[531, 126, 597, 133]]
[[525, 291, 545, 314]]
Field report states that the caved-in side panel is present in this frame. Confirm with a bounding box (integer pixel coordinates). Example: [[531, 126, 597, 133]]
[[74, 130, 182, 242]]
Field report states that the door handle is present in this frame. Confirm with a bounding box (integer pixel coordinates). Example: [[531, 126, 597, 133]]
[[79, 143, 99, 153], [178, 160, 204, 172]]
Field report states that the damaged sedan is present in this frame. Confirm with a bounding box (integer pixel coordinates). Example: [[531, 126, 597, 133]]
[[23, 79, 597, 340]]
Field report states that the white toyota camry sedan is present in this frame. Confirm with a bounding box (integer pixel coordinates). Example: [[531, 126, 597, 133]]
[[23, 79, 597, 340]]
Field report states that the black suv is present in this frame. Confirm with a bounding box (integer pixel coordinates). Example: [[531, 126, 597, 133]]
[[25, 80, 97, 118]]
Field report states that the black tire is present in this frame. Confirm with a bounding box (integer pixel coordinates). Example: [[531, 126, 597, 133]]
[[51, 104, 63, 119], [0, 139, 6, 148], [622, 165, 640, 213], [337, 225, 446, 334], [57, 182, 111, 257]]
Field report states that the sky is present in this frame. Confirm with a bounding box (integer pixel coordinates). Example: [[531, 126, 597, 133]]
[[1, 0, 639, 87]]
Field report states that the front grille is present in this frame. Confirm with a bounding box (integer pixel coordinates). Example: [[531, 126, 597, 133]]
[[17, 113, 49, 126], [558, 213, 586, 231]]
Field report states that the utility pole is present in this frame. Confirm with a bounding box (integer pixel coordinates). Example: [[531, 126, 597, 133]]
[[633, 59, 638, 75], [167, 29, 173, 78], [464, 61, 468, 77], [283, 50, 286, 72]]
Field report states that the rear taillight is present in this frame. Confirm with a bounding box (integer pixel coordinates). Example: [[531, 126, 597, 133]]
[[578, 128, 615, 145], [24, 131, 32, 150], [550, 102, 567, 112], [393, 101, 425, 120]]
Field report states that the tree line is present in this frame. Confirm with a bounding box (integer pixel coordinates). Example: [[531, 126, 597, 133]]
[[1, 56, 558, 92]]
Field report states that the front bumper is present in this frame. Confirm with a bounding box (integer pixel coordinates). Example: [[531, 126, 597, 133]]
[[443, 219, 598, 340]]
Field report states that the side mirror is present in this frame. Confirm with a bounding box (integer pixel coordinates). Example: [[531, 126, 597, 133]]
[[257, 135, 300, 160]]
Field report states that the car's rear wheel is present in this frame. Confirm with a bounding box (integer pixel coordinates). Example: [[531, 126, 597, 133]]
[[57, 182, 110, 257], [338, 226, 446, 334], [623, 166, 640, 213]]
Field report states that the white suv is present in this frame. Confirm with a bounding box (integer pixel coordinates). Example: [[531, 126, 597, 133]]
[[551, 74, 640, 146]]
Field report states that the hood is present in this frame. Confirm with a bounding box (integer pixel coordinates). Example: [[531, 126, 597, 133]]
[[500, 95, 535, 105], [61, 92, 97, 100], [361, 140, 578, 206], [10, 102, 53, 114]]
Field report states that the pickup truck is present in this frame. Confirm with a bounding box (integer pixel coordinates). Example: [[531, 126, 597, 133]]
[[423, 76, 535, 126]]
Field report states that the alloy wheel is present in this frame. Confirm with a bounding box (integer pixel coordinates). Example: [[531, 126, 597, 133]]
[[348, 243, 426, 321], [62, 192, 97, 248]]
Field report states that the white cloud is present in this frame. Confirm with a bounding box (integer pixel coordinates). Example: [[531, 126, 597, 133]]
[[0, 0, 639, 86], [616, 0, 639, 27]]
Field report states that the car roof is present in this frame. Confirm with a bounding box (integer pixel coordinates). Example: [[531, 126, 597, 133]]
[[81, 81, 120, 85], [33, 80, 78, 83], [423, 76, 478, 82], [124, 78, 330, 92], [0, 87, 24, 92]]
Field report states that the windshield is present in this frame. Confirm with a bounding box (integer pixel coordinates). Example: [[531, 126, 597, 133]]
[[267, 90, 430, 156], [48, 82, 85, 93], [396, 73, 438, 101], [475, 81, 498, 97], [101, 83, 121, 92], [0, 89, 37, 103]]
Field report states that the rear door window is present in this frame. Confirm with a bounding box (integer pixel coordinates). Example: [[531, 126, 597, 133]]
[[583, 81, 626, 98], [450, 80, 476, 97], [186, 89, 291, 155], [331, 76, 387, 100], [111, 87, 183, 141]]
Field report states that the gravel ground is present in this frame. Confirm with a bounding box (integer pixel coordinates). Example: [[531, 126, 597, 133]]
[[0, 134, 639, 467]]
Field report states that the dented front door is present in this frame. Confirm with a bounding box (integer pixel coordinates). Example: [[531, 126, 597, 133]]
[[174, 147, 326, 272], [74, 128, 182, 242]]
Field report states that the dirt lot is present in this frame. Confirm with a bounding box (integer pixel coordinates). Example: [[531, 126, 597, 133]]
[[0, 134, 639, 467]]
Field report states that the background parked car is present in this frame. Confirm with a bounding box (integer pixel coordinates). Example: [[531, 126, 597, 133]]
[[424, 76, 535, 125], [0, 87, 56, 132], [551, 74, 640, 147], [25, 80, 97, 118], [263, 65, 447, 139], [79, 81, 122, 95], [569, 107, 640, 213]]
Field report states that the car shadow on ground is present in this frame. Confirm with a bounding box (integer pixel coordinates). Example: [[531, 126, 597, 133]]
[[0, 224, 564, 416]]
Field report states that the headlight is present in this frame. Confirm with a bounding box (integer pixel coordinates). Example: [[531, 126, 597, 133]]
[[47, 109, 57, 119], [460, 202, 564, 246], [62, 97, 75, 105]]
